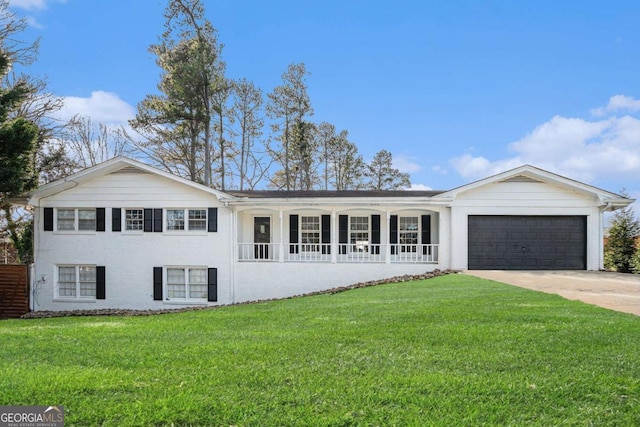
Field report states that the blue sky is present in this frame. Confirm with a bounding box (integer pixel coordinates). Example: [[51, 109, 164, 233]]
[[8, 0, 640, 203]]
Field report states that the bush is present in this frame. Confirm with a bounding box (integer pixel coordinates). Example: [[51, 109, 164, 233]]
[[632, 245, 640, 274]]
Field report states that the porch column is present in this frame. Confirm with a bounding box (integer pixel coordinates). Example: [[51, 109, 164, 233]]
[[279, 209, 284, 263], [385, 210, 391, 264], [331, 210, 337, 263]]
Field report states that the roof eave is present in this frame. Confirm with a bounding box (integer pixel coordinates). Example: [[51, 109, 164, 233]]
[[225, 196, 455, 206]]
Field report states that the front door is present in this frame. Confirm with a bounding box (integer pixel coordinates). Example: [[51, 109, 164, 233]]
[[254, 217, 271, 259]]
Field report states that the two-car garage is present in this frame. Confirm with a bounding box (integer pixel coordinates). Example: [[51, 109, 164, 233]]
[[467, 215, 587, 270]]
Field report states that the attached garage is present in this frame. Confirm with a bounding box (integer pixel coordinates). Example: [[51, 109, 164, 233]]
[[468, 215, 587, 270]]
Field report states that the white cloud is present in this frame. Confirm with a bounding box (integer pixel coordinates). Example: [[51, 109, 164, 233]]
[[451, 103, 640, 184], [54, 91, 135, 125], [431, 165, 448, 175], [8, 0, 65, 10], [591, 95, 640, 117], [409, 183, 433, 191], [24, 15, 43, 28], [393, 154, 422, 173]]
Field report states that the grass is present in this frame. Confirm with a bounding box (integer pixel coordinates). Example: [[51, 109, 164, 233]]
[[1, 274, 639, 426]]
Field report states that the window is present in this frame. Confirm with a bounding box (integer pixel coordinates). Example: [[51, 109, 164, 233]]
[[166, 267, 207, 300], [125, 209, 144, 231], [167, 210, 185, 231], [56, 209, 95, 231], [57, 209, 75, 230], [57, 265, 96, 298], [399, 217, 419, 252], [188, 210, 207, 231], [167, 209, 207, 231], [350, 216, 369, 252], [300, 216, 320, 252]]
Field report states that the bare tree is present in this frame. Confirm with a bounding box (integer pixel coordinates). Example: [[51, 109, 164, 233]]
[[211, 78, 233, 189], [64, 115, 130, 168], [231, 78, 270, 190]]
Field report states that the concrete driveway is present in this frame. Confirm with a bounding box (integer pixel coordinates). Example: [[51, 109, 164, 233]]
[[464, 270, 640, 316]]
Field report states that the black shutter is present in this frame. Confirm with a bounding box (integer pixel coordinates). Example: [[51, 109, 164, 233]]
[[44, 208, 54, 231], [338, 215, 348, 254], [96, 208, 105, 232], [208, 208, 218, 232], [422, 215, 431, 255], [289, 214, 299, 254], [96, 266, 106, 300], [144, 209, 153, 232], [390, 215, 398, 255], [208, 268, 218, 302], [371, 214, 381, 255], [321, 214, 331, 255], [112, 208, 121, 232], [153, 267, 163, 300], [153, 209, 163, 232]]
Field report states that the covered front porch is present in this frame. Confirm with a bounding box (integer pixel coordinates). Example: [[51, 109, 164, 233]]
[[233, 206, 442, 264]]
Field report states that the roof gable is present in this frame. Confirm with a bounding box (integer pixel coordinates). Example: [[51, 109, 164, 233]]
[[437, 165, 633, 208], [29, 157, 233, 205]]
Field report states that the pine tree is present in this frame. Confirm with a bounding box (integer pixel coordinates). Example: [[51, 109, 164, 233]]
[[604, 198, 639, 273]]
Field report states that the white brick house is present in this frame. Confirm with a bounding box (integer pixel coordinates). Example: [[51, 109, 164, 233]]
[[27, 157, 632, 311]]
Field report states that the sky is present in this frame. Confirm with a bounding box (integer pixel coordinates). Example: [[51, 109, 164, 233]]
[[7, 0, 640, 206]]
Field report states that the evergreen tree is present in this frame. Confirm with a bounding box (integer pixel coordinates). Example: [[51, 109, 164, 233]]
[[631, 244, 640, 274], [604, 198, 639, 273], [364, 150, 410, 190], [130, 0, 226, 187]]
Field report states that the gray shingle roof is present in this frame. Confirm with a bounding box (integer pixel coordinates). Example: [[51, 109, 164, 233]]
[[226, 190, 445, 198]]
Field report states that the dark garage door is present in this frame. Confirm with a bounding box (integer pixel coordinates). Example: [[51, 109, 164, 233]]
[[468, 215, 587, 270]]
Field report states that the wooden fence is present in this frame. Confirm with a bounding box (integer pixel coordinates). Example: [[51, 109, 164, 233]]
[[0, 264, 29, 318]]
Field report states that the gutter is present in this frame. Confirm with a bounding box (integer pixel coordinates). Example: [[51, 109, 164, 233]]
[[221, 197, 456, 207]]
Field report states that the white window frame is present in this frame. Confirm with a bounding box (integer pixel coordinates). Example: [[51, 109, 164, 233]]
[[124, 208, 144, 231], [165, 267, 208, 301], [56, 265, 97, 300], [166, 209, 207, 231], [349, 216, 369, 253], [399, 216, 419, 253], [56, 208, 96, 232], [300, 215, 320, 252]]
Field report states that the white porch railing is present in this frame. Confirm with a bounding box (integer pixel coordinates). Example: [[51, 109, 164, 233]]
[[238, 243, 279, 262], [336, 244, 386, 263], [238, 243, 439, 264], [390, 244, 439, 263], [284, 244, 332, 262]]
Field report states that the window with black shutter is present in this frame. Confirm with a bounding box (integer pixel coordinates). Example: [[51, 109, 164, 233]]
[[321, 214, 331, 254], [208, 208, 218, 232], [338, 215, 348, 254], [44, 208, 54, 231], [289, 214, 299, 254], [112, 208, 122, 232], [96, 208, 105, 232], [208, 268, 218, 302], [390, 215, 398, 254], [153, 267, 163, 300], [371, 215, 381, 255], [96, 266, 106, 299]]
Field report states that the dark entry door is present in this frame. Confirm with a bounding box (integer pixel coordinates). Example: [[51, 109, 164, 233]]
[[468, 215, 587, 270], [254, 217, 271, 259]]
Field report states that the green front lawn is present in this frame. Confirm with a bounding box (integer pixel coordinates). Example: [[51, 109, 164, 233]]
[[1, 274, 639, 426]]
